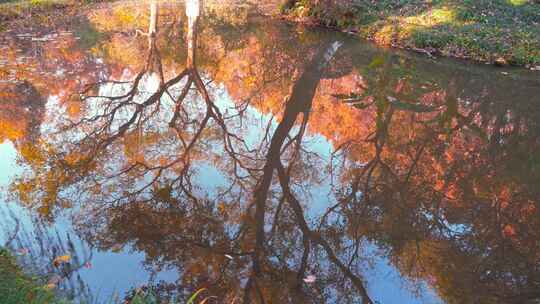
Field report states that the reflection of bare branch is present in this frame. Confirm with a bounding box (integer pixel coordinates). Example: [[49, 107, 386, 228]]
[[3, 215, 20, 247], [241, 39, 376, 303], [277, 163, 373, 304]]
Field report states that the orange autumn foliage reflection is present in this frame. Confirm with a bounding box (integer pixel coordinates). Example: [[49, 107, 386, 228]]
[[1, 2, 539, 303]]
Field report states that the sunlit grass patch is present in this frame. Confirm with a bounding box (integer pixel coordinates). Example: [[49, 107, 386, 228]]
[[507, 0, 528, 6], [370, 7, 459, 45], [283, 0, 540, 66], [405, 7, 457, 27]]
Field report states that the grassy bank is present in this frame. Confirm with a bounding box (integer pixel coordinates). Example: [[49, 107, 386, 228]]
[[0, 0, 109, 30], [0, 0, 72, 24], [0, 247, 211, 304], [281, 0, 540, 67], [0, 248, 61, 304]]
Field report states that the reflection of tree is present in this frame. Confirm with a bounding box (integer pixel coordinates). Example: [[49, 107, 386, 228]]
[[9, 1, 377, 302], [5, 1, 540, 303], [247, 38, 374, 304], [326, 55, 540, 303], [0, 81, 45, 146]]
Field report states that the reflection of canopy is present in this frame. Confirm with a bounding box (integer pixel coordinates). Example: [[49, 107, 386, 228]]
[[2, 1, 540, 303], [0, 82, 44, 145]]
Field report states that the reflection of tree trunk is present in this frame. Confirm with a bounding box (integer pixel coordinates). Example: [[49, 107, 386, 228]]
[[149, 0, 157, 39], [277, 164, 374, 304], [252, 41, 342, 271], [247, 40, 376, 304], [186, 0, 200, 69], [146, 0, 164, 84]]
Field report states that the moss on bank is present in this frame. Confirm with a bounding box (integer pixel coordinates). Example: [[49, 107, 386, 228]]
[[0, 248, 60, 304], [281, 0, 540, 67]]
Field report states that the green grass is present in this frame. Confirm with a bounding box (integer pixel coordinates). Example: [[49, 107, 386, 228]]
[[127, 288, 212, 304], [0, 248, 61, 304], [0, 249, 212, 304], [282, 0, 540, 66], [0, 0, 72, 25], [0, 0, 111, 28]]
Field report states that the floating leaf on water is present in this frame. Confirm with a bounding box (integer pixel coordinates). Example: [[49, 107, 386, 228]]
[[53, 254, 71, 266], [56, 255, 71, 262], [18, 248, 29, 256], [110, 244, 123, 252], [45, 283, 56, 290], [303, 275, 316, 283]]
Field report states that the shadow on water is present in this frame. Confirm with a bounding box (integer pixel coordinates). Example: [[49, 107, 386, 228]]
[[0, 0, 539, 303]]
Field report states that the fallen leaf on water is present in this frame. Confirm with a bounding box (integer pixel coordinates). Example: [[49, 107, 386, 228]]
[[56, 255, 71, 262], [45, 283, 56, 290], [303, 275, 316, 283], [110, 244, 123, 252], [18, 248, 29, 256], [53, 255, 71, 267]]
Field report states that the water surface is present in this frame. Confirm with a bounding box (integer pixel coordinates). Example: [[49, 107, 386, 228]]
[[1, 1, 539, 303]]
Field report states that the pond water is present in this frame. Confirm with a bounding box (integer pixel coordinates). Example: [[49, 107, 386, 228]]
[[1, 1, 539, 303]]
